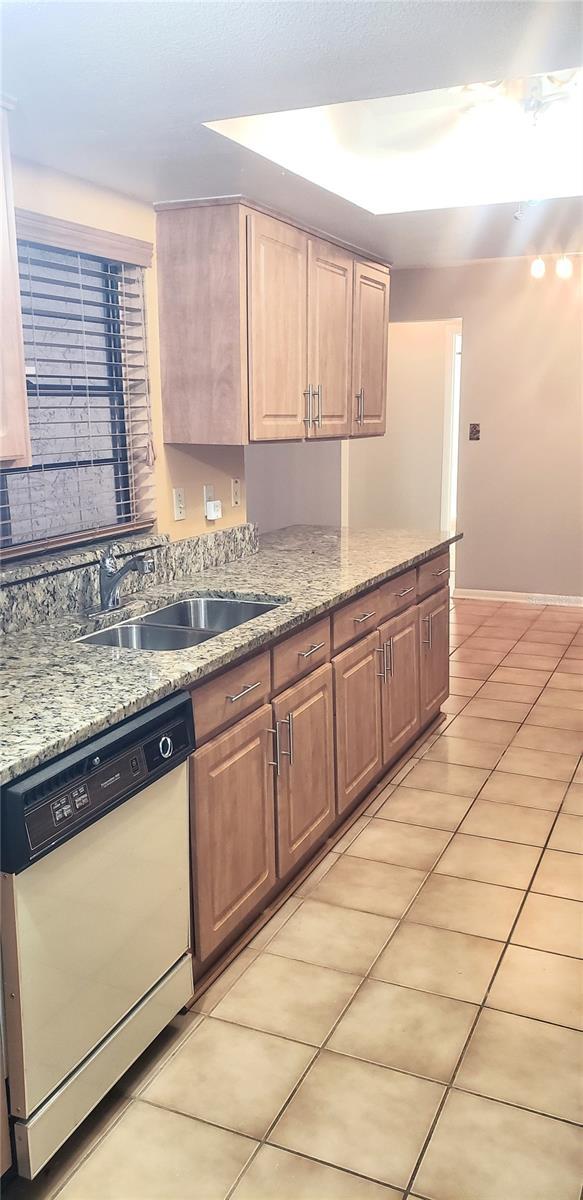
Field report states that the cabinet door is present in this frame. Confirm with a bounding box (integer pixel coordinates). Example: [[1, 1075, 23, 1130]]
[[333, 630, 382, 814], [351, 262, 389, 437], [306, 238, 352, 438], [379, 608, 420, 767], [247, 211, 308, 441], [1, 108, 31, 465], [273, 663, 335, 877], [418, 588, 450, 725], [191, 704, 276, 962]]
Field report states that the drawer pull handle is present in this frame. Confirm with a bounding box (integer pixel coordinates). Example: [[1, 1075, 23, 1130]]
[[298, 640, 326, 659], [384, 637, 394, 677], [281, 712, 294, 765], [268, 723, 281, 775], [375, 646, 387, 683], [354, 610, 376, 624], [433, 567, 449, 577], [398, 586, 415, 597], [422, 614, 433, 649], [227, 681, 261, 703]]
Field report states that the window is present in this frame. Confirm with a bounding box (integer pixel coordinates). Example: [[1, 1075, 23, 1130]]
[[0, 241, 154, 554]]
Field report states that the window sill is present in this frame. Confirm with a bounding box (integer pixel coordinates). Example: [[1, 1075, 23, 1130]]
[[0, 528, 166, 588]]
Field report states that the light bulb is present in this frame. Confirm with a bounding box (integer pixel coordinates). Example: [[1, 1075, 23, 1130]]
[[556, 255, 573, 279], [530, 256, 546, 279]]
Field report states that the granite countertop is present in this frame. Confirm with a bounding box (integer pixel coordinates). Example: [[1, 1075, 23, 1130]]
[[0, 525, 460, 784]]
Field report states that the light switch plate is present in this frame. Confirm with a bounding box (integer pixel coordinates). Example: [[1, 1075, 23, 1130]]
[[231, 478, 241, 507], [172, 487, 186, 520]]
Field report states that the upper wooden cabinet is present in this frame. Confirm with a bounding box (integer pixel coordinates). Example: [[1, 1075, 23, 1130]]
[[1, 105, 31, 466], [156, 199, 389, 445], [351, 262, 390, 437]]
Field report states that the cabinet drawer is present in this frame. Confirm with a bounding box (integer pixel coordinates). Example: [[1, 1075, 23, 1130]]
[[417, 552, 450, 599], [378, 569, 417, 622], [192, 650, 271, 744], [272, 616, 331, 694], [332, 589, 380, 652]]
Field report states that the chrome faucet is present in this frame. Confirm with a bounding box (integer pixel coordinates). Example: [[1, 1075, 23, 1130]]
[[98, 543, 155, 610]]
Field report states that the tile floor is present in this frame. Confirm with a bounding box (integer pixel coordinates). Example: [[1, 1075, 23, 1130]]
[[7, 597, 583, 1200]]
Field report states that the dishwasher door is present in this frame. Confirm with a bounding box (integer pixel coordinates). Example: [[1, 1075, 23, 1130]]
[[2, 760, 191, 1122]]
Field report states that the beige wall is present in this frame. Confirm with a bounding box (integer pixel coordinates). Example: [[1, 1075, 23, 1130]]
[[245, 440, 342, 532], [12, 159, 247, 538], [391, 259, 583, 598]]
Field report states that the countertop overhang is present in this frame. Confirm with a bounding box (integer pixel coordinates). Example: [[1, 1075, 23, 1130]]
[[0, 525, 461, 784]]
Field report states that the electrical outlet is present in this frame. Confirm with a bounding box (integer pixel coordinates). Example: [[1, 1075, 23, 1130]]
[[172, 487, 186, 520], [231, 477, 241, 507]]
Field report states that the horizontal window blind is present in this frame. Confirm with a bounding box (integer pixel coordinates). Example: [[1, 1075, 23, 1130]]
[[0, 241, 155, 556]]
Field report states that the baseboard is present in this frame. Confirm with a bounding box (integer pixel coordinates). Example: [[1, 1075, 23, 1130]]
[[453, 587, 583, 607]]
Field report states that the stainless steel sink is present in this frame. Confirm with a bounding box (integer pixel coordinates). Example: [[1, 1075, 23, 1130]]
[[79, 624, 216, 651], [141, 597, 279, 633]]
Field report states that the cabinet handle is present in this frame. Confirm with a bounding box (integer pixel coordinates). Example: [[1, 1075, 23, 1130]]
[[398, 586, 415, 597], [281, 712, 294, 765], [355, 388, 364, 425], [227, 681, 261, 703], [354, 610, 376, 624], [303, 385, 313, 428], [422, 614, 433, 649], [313, 384, 322, 429], [298, 640, 326, 659], [375, 646, 387, 683], [384, 637, 393, 677], [433, 567, 449, 577], [268, 723, 281, 775]]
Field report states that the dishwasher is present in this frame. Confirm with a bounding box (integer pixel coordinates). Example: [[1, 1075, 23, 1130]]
[[0, 692, 195, 1179]]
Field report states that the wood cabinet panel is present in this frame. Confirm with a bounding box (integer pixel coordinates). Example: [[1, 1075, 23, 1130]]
[[247, 211, 308, 441], [271, 616, 331, 695], [379, 608, 420, 767], [306, 239, 352, 438], [1, 108, 31, 465], [417, 551, 450, 599], [334, 630, 382, 814], [351, 262, 389, 437], [192, 650, 271, 744], [377, 569, 417, 623], [273, 664, 335, 877], [191, 705, 276, 961], [418, 588, 450, 725], [332, 588, 381, 653]]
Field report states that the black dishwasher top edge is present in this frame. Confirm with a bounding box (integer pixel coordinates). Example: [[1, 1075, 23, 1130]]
[[1, 691, 195, 874]]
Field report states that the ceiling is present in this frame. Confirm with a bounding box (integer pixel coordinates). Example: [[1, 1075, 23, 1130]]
[[2, 0, 582, 267]]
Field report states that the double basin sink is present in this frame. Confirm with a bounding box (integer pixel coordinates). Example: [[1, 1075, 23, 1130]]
[[78, 597, 282, 652]]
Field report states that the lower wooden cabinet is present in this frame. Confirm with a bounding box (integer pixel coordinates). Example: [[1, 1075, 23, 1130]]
[[191, 704, 276, 961], [378, 607, 420, 767], [272, 663, 336, 877], [418, 587, 450, 724], [333, 630, 382, 814]]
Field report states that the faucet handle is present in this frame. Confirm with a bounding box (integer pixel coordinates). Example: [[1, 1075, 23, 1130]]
[[101, 542, 121, 573]]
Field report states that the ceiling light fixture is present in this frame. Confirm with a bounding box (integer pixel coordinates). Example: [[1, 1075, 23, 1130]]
[[530, 256, 546, 279], [556, 254, 574, 279]]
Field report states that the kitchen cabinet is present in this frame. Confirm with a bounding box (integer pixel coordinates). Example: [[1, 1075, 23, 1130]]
[[418, 587, 450, 725], [191, 704, 276, 961], [272, 664, 335, 877], [1, 105, 31, 466], [156, 198, 389, 445], [351, 262, 390, 437], [333, 630, 383, 814], [378, 607, 420, 767]]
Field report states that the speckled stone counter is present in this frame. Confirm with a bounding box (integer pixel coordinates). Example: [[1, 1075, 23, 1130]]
[[0, 525, 460, 784]]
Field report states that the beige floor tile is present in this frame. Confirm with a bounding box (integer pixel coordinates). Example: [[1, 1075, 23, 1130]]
[[365, 785, 395, 816], [436, 833, 539, 889], [332, 815, 371, 853], [463, 697, 533, 723], [372, 922, 503, 1003], [538, 687, 583, 711], [143, 1018, 313, 1139], [450, 660, 494, 680], [295, 851, 340, 897], [460, 798, 554, 846], [477, 680, 542, 703], [423, 736, 503, 769], [558, 658, 583, 674], [232, 1145, 402, 1200], [269, 1050, 444, 1189], [487, 944, 583, 1028], [512, 892, 583, 958], [401, 759, 489, 798], [563, 783, 583, 815], [328, 979, 477, 1083], [440, 694, 469, 715], [413, 1088, 583, 1200], [549, 672, 583, 691], [451, 648, 505, 666], [549, 813, 583, 854], [442, 713, 519, 745], [502, 652, 561, 672], [457, 1008, 583, 1122], [346, 819, 450, 871], [213, 953, 360, 1045], [478, 770, 566, 811], [449, 676, 484, 696], [308, 854, 426, 919], [522, 628, 574, 645], [406, 874, 523, 940], [376, 785, 472, 831], [515, 639, 571, 656], [496, 744, 578, 782], [115, 1010, 204, 1098], [512, 724, 583, 755], [532, 849, 583, 902], [526, 702, 583, 731], [57, 1101, 257, 1200], [266, 899, 395, 975], [564, 644, 583, 660], [464, 637, 518, 651], [249, 897, 303, 950], [575, 760, 583, 782], [490, 666, 552, 686], [531, 619, 581, 634], [194, 948, 259, 1015], [387, 757, 420, 787]]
